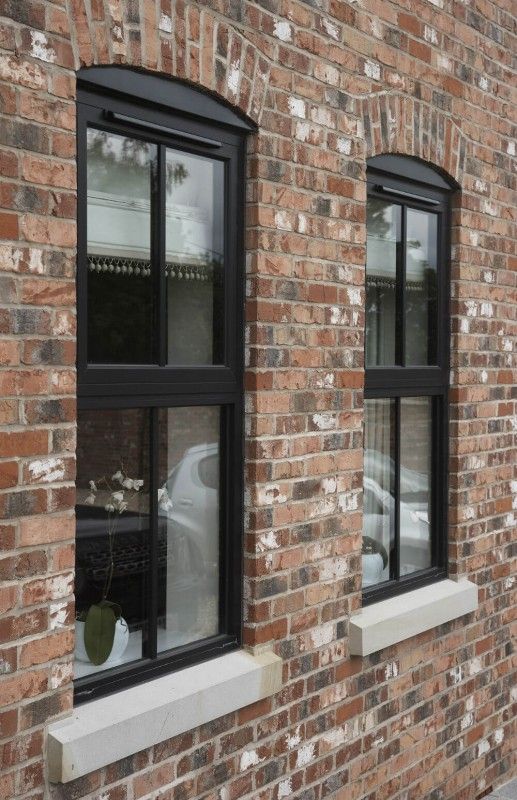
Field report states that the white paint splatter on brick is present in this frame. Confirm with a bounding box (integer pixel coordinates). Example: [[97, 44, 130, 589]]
[[493, 728, 504, 745], [239, 749, 264, 771], [482, 200, 497, 216], [385, 661, 398, 679], [30, 31, 56, 63], [296, 742, 315, 767], [504, 576, 515, 590], [275, 211, 292, 231], [310, 623, 334, 649], [29, 249, 44, 274], [449, 665, 463, 684], [364, 60, 380, 80], [330, 306, 346, 325], [278, 777, 292, 798], [50, 662, 73, 689], [257, 484, 288, 506], [480, 369, 488, 384], [297, 213, 308, 234], [507, 141, 516, 156], [312, 412, 336, 430], [295, 121, 311, 141], [465, 300, 478, 317], [347, 287, 361, 305], [477, 739, 490, 757], [460, 318, 470, 333], [227, 60, 240, 96], [437, 54, 452, 72], [288, 97, 306, 119], [159, 13, 173, 33], [482, 270, 494, 282], [322, 477, 337, 495], [50, 600, 68, 630], [273, 20, 292, 42], [337, 137, 352, 154], [480, 302, 493, 317], [320, 557, 348, 580], [428, 0, 443, 7], [338, 491, 359, 512], [286, 727, 301, 750], [478, 76, 489, 90], [502, 337, 513, 352], [424, 25, 438, 44], [28, 458, 65, 483], [257, 531, 280, 552], [475, 179, 488, 194], [460, 712, 473, 731], [315, 372, 334, 389], [322, 17, 339, 40]]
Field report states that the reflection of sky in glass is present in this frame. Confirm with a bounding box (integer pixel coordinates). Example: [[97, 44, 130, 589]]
[[166, 150, 223, 264], [406, 209, 437, 281]]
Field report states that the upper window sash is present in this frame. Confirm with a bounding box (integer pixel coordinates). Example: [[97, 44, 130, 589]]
[[76, 93, 245, 397]]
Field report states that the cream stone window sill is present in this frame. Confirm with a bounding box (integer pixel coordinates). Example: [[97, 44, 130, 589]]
[[350, 579, 478, 657], [48, 649, 282, 783]]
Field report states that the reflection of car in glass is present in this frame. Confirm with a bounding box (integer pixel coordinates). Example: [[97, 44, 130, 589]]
[[363, 474, 431, 587], [162, 442, 219, 575], [75, 443, 219, 628]]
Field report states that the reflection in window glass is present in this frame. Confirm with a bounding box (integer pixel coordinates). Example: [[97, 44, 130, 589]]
[[87, 130, 156, 364], [365, 200, 400, 366], [406, 210, 438, 365], [400, 397, 432, 575], [166, 150, 224, 365], [157, 406, 221, 651], [362, 399, 396, 587], [75, 408, 151, 678]]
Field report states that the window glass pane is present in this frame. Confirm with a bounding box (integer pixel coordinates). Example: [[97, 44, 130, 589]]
[[157, 406, 221, 651], [400, 397, 432, 575], [75, 408, 151, 678], [405, 210, 438, 365], [87, 129, 156, 364], [165, 150, 224, 365], [362, 399, 395, 587], [365, 199, 400, 366]]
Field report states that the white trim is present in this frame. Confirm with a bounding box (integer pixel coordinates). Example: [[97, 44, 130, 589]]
[[48, 649, 282, 783], [350, 579, 478, 657]]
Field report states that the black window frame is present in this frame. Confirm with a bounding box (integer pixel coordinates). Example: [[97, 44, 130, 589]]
[[363, 155, 455, 605], [75, 68, 253, 702]]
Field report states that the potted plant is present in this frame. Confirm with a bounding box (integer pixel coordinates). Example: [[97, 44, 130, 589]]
[[75, 468, 144, 666]]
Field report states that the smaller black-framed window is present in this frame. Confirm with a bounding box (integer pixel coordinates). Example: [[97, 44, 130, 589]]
[[74, 68, 253, 702], [362, 155, 455, 604]]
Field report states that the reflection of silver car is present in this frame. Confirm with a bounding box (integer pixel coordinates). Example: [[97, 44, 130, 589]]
[[363, 475, 431, 587], [163, 443, 219, 574]]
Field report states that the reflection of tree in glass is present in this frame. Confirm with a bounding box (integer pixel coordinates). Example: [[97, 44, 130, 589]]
[[367, 198, 393, 239], [87, 130, 188, 191]]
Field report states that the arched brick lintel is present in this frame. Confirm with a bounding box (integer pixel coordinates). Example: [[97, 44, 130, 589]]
[[67, 0, 270, 127], [359, 92, 468, 188]]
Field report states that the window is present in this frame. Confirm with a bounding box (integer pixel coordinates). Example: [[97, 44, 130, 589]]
[[362, 155, 454, 603], [75, 68, 252, 701]]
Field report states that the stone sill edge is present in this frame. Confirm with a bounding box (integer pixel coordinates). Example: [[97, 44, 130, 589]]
[[349, 578, 479, 657], [48, 648, 282, 783]]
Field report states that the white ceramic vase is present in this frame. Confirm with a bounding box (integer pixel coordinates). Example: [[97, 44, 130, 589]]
[[75, 617, 130, 665]]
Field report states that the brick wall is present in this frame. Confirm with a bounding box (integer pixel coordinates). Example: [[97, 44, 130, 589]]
[[0, 1, 515, 799]]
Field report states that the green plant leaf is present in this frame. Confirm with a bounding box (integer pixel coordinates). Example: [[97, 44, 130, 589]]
[[83, 603, 117, 665]]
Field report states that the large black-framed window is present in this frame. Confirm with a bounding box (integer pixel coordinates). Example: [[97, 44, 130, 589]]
[[74, 68, 252, 702], [362, 155, 455, 604]]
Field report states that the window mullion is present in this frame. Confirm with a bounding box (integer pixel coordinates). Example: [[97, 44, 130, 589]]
[[148, 407, 159, 659], [152, 144, 167, 366], [398, 205, 406, 367], [394, 396, 401, 582]]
